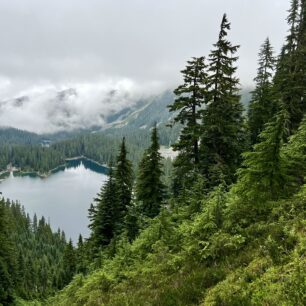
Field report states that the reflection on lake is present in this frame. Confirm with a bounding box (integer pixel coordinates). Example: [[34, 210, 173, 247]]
[[0, 159, 108, 242]]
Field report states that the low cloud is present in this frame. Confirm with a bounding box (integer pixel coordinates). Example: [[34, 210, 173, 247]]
[[0, 79, 165, 133], [0, 0, 290, 133]]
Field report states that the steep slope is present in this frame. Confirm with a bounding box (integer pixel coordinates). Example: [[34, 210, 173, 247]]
[[103, 91, 181, 147], [45, 185, 306, 306]]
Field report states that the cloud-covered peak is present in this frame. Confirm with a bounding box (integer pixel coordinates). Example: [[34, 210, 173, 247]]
[[0, 80, 160, 133]]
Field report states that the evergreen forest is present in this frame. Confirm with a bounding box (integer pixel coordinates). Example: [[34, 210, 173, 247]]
[[0, 1, 305, 305]]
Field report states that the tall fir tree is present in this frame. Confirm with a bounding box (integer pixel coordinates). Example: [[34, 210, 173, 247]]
[[296, 0, 306, 116], [200, 14, 245, 187], [168, 57, 208, 195], [33, 213, 38, 232], [136, 126, 166, 218], [89, 167, 118, 252], [234, 105, 291, 204], [0, 199, 16, 306], [169, 57, 207, 166], [124, 197, 141, 242], [76, 234, 87, 274], [274, 0, 306, 133], [62, 239, 76, 286], [283, 115, 306, 192], [287, 0, 301, 52], [248, 38, 276, 144], [88, 203, 97, 235], [114, 137, 133, 232]]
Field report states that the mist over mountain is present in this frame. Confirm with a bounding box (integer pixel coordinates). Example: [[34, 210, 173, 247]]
[[0, 81, 165, 133], [0, 83, 252, 136]]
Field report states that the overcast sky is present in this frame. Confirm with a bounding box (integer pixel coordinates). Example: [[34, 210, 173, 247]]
[[0, 0, 290, 97], [0, 0, 290, 132]]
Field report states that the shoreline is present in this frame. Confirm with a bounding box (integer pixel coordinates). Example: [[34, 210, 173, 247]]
[[65, 155, 108, 168], [0, 156, 108, 181]]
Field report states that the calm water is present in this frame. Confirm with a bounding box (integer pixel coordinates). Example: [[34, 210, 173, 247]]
[[0, 159, 108, 242]]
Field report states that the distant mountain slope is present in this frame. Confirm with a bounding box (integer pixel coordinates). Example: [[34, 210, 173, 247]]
[[0, 127, 42, 145], [0, 87, 173, 134], [0, 127, 99, 146], [0, 90, 180, 147], [103, 91, 181, 147], [0, 88, 251, 147], [102, 88, 252, 145], [104, 91, 174, 130]]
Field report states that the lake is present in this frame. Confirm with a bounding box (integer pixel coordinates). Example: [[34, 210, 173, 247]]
[[0, 158, 108, 243]]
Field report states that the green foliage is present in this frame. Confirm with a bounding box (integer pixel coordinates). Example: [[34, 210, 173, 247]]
[[4, 4, 306, 305], [87, 138, 135, 257], [124, 197, 141, 242], [136, 126, 166, 218], [75, 235, 87, 275], [0, 199, 71, 304], [0, 199, 15, 306], [274, 0, 306, 133], [168, 57, 207, 189], [114, 137, 133, 232], [234, 107, 291, 205], [0, 128, 42, 145], [46, 185, 306, 306], [88, 167, 118, 253], [45, 100, 305, 306], [283, 116, 306, 189], [0, 131, 142, 175], [62, 240, 77, 286], [248, 37, 276, 144], [200, 14, 245, 187]]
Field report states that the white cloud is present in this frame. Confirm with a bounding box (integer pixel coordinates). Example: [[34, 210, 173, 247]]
[[0, 79, 166, 133], [0, 0, 290, 132]]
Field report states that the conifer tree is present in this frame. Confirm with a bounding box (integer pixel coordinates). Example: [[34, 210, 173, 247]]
[[288, 0, 301, 52], [33, 213, 38, 232], [283, 115, 306, 192], [235, 105, 291, 203], [0, 200, 70, 299], [114, 137, 133, 232], [16, 251, 26, 297], [248, 38, 276, 144], [168, 57, 208, 195], [78, 234, 83, 248], [274, 0, 306, 133], [0, 199, 15, 305], [168, 57, 207, 168], [200, 14, 245, 187], [87, 203, 97, 233], [136, 126, 166, 218], [76, 234, 86, 274], [89, 167, 118, 251], [62, 239, 76, 286], [124, 198, 140, 242], [296, 0, 306, 116]]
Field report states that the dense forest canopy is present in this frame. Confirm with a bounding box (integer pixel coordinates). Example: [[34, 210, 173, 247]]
[[0, 1, 305, 305]]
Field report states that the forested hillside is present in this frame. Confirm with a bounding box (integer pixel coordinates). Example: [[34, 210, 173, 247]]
[[44, 3, 305, 305], [0, 134, 142, 174], [0, 1, 305, 305], [0, 70, 248, 175], [0, 92, 180, 174], [0, 199, 74, 305], [0, 128, 42, 146]]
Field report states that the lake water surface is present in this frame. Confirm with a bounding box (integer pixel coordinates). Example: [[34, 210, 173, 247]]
[[0, 159, 108, 242]]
